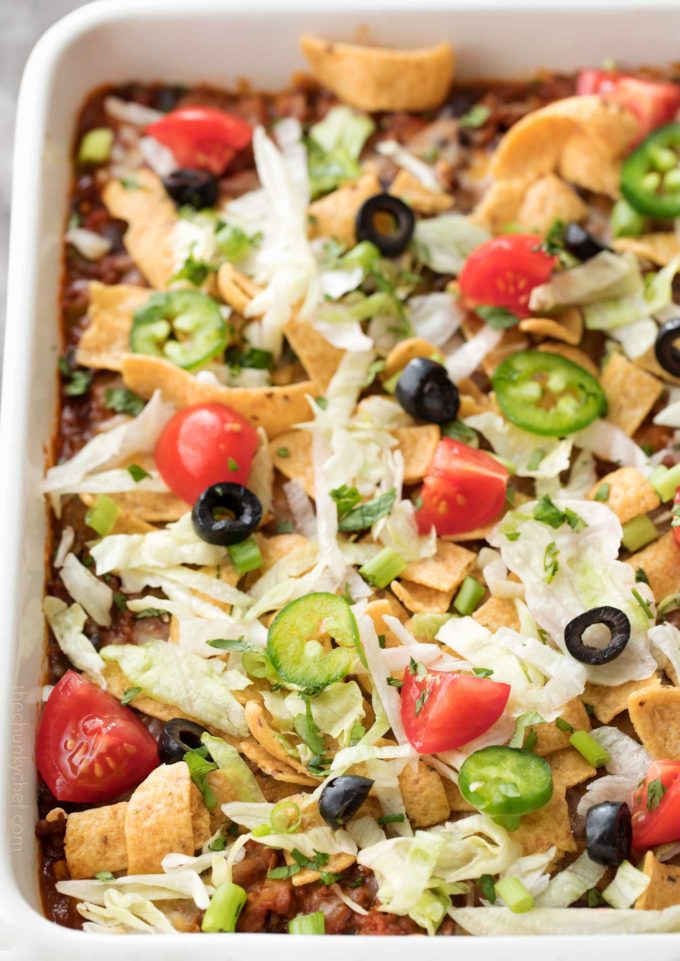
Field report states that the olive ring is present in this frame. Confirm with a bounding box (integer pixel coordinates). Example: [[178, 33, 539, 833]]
[[318, 775, 374, 829], [158, 717, 210, 764], [191, 482, 263, 546], [395, 357, 460, 424], [355, 194, 415, 258], [654, 318, 680, 378], [563, 605, 631, 665]]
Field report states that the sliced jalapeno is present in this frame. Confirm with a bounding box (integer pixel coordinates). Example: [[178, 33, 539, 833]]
[[458, 745, 553, 830], [621, 122, 680, 219], [267, 592, 362, 689], [492, 350, 607, 437], [131, 289, 228, 371]]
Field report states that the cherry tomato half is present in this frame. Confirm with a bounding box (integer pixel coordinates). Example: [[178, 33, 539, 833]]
[[155, 402, 259, 504], [631, 759, 680, 850], [416, 438, 509, 536], [146, 107, 253, 175], [401, 667, 511, 754], [36, 671, 159, 803], [577, 70, 680, 142], [458, 234, 556, 319]]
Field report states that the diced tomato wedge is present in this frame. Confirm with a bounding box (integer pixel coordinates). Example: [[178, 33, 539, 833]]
[[631, 759, 680, 850], [401, 667, 511, 753], [147, 107, 253, 175], [36, 671, 159, 803], [458, 234, 556, 320], [416, 438, 509, 536], [155, 402, 260, 504], [577, 69, 680, 140]]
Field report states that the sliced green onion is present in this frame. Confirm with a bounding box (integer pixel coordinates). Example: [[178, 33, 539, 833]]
[[494, 877, 534, 914], [610, 198, 648, 238], [453, 576, 485, 616], [241, 650, 275, 679], [288, 911, 325, 935], [410, 612, 452, 641], [341, 240, 381, 271], [382, 370, 401, 394], [650, 462, 680, 502], [270, 800, 302, 834], [359, 547, 406, 589], [85, 494, 119, 537], [227, 537, 263, 575], [621, 515, 657, 553], [201, 882, 247, 933], [77, 127, 114, 165], [569, 729, 611, 768], [252, 824, 270, 837]]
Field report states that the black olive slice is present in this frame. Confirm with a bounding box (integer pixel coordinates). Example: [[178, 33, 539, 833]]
[[563, 606, 631, 665], [563, 222, 609, 261], [318, 775, 374, 829], [162, 168, 219, 210], [586, 801, 632, 866], [159, 717, 209, 764], [355, 194, 415, 258], [192, 482, 263, 546], [655, 318, 680, 378], [395, 357, 460, 424]]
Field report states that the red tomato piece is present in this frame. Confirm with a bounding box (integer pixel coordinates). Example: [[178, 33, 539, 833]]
[[416, 438, 509, 536], [401, 668, 511, 753], [36, 671, 159, 803], [458, 234, 556, 319], [155, 402, 259, 504], [673, 489, 680, 549], [577, 70, 680, 141], [631, 759, 680, 850], [147, 107, 253, 175]]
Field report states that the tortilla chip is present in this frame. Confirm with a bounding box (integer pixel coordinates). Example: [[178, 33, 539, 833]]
[[239, 740, 317, 786], [533, 700, 592, 757], [257, 533, 310, 573], [549, 747, 597, 790], [365, 597, 408, 648], [244, 701, 319, 779], [389, 169, 454, 214], [614, 232, 680, 267], [102, 169, 177, 289], [538, 341, 599, 378], [583, 674, 661, 724], [471, 179, 528, 233], [635, 852, 680, 910], [292, 853, 357, 887], [473, 595, 520, 632], [110, 489, 189, 523], [511, 794, 575, 858], [443, 522, 496, 543], [395, 425, 439, 484], [64, 802, 128, 879], [627, 532, 680, 602], [284, 316, 344, 392], [587, 466, 660, 525], [216, 263, 262, 316], [601, 352, 663, 436], [391, 578, 453, 614], [309, 173, 381, 247], [121, 353, 313, 438], [517, 174, 589, 234], [125, 764, 195, 874], [519, 307, 583, 347], [383, 337, 439, 379], [403, 540, 475, 594], [481, 327, 529, 376], [629, 687, 680, 759], [399, 761, 450, 828], [300, 35, 454, 112], [76, 282, 150, 371], [108, 507, 156, 535], [190, 783, 212, 848], [269, 429, 316, 496], [559, 135, 622, 199], [444, 779, 475, 813]]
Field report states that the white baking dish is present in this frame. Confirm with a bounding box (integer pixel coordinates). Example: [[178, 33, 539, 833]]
[[4, 0, 680, 956]]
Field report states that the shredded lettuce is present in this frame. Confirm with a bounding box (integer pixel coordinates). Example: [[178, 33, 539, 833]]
[[376, 139, 443, 192], [77, 891, 176, 933], [650, 622, 680, 682], [574, 419, 648, 471], [465, 412, 572, 479], [100, 640, 249, 736], [91, 513, 226, 575], [529, 251, 642, 312], [491, 499, 658, 685], [536, 851, 605, 907], [201, 734, 264, 802], [609, 318, 658, 360], [261, 681, 366, 747], [60, 553, 113, 628], [585, 259, 680, 331], [445, 326, 503, 383], [407, 293, 463, 348], [451, 905, 680, 935], [577, 726, 651, 818], [43, 597, 105, 683], [602, 860, 650, 908], [307, 106, 375, 198], [56, 870, 210, 909], [413, 214, 490, 276]]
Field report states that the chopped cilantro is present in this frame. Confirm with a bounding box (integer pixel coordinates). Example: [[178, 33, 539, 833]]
[[208, 637, 254, 653], [555, 717, 575, 734], [276, 447, 290, 458], [338, 489, 396, 532], [330, 484, 362, 518], [127, 463, 150, 482], [112, 592, 127, 611], [647, 777, 668, 811], [475, 305, 520, 330], [294, 700, 326, 755], [479, 874, 496, 903], [594, 483, 610, 502], [228, 457, 239, 472], [635, 567, 650, 585], [472, 667, 494, 678], [442, 420, 479, 447], [170, 252, 216, 286], [632, 588, 654, 620], [134, 607, 168, 620], [458, 104, 491, 129], [121, 686, 141, 705], [275, 520, 295, 534], [527, 448, 546, 471], [543, 541, 559, 583], [533, 495, 587, 532], [104, 387, 145, 416]]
